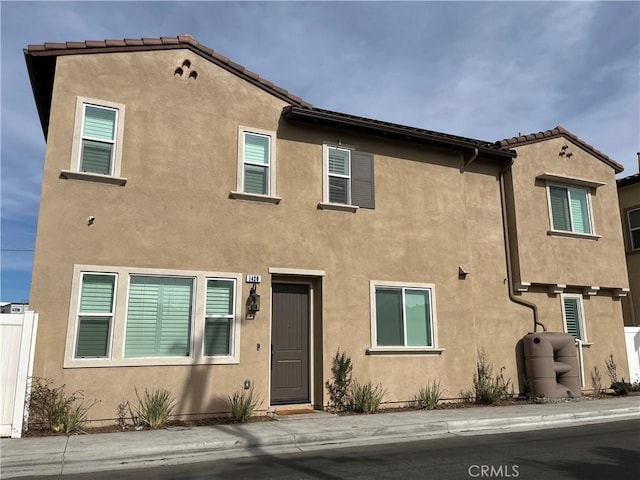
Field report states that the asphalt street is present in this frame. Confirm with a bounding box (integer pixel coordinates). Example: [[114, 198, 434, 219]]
[[18, 419, 639, 480]]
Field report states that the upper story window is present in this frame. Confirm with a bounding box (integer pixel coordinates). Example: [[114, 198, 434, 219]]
[[628, 208, 640, 250], [548, 184, 592, 235], [230, 126, 280, 204], [63, 97, 126, 185], [80, 105, 118, 175], [320, 145, 375, 212]]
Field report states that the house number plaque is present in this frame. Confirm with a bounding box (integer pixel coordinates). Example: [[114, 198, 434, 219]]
[[245, 274, 262, 284]]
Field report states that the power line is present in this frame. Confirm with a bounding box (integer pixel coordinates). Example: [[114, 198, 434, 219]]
[[1, 248, 35, 252]]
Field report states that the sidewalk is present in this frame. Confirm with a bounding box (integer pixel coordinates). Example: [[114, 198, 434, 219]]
[[1, 396, 639, 478]]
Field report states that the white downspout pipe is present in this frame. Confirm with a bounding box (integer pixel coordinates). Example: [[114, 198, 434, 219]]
[[575, 338, 585, 389]]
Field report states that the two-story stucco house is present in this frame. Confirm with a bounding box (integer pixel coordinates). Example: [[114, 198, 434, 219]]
[[24, 36, 630, 423]]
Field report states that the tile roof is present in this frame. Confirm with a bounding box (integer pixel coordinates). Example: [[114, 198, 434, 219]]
[[283, 106, 515, 161], [497, 125, 624, 173], [24, 35, 312, 137], [617, 172, 640, 188]]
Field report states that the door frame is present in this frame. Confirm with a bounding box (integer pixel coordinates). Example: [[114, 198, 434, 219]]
[[269, 278, 314, 408]]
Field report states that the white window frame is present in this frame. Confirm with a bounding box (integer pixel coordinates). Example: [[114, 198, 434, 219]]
[[561, 293, 587, 342], [63, 97, 127, 185], [230, 126, 280, 204], [627, 207, 640, 251], [545, 182, 596, 237], [64, 265, 242, 368], [368, 280, 444, 354], [203, 277, 237, 358], [73, 272, 118, 359]]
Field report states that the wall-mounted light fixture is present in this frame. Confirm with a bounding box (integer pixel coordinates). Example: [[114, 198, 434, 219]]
[[246, 284, 260, 318]]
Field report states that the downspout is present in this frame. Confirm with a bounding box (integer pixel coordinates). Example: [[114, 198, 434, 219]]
[[498, 159, 546, 332], [461, 148, 479, 172]]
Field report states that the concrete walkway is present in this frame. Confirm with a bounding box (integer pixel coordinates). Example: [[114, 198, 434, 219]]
[[1, 396, 638, 478]]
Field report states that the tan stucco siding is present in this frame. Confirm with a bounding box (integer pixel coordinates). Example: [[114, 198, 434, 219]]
[[508, 138, 629, 288], [619, 182, 640, 325], [28, 49, 628, 422]]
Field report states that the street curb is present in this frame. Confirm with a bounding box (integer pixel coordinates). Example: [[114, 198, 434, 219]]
[[2, 407, 639, 478]]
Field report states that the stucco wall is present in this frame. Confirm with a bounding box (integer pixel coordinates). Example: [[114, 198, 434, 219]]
[[507, 138, 629, 288], [28, 49, 626, 422], [619, 181, 640, 326]]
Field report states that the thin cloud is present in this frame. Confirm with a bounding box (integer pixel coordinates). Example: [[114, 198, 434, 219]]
[[1, 0, 638, 301]]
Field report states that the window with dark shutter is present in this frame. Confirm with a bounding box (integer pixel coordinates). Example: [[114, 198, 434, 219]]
[[351, 151, 375, 209]]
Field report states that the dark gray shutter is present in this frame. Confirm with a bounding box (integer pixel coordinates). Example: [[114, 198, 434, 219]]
[[351, 151, 375, 209]]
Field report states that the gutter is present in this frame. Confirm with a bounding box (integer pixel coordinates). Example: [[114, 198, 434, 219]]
[[498, 160, 545, 332]]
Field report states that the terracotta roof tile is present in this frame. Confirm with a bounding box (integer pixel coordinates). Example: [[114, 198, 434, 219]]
[[85, 40, 106, 48], [24, 35, 313, 119], [65, 42, 87, 49], [44, 42, 66, 50], [105, 39, 126, 47], [498, 126, 623, 173]]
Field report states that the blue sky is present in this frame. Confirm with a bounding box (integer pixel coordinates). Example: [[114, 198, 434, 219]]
[[1, 1, 639, 303]]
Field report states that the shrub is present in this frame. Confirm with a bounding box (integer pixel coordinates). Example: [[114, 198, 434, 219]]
[[413, 380, 444, 410], [590, 366, 604, 395], [605, 354, 618, 384], [25, 377, 96, 434], [350, 380, 386, 414], [227, 386, 262, 423], [325, 349, 353, 412], [611, 381, 632, 396], [133, 388, 175, 428], [462, 351, 511, 405]]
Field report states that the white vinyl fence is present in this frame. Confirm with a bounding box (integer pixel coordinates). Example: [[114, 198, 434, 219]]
[[625, 326, 640, 384], [0, 311, 38, 438]]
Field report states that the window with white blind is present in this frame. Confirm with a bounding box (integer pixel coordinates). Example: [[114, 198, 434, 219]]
[[66, 97, 126, 182], [64, 265, 242, 367], [74, 273, 116, 358], [124, 276, 194, 358], [321, 145, 375, 211], [562, 294, 585, 341], [231, 126, 279, 202], [204, 279, 236, 356], [548, 184, 593, 235]]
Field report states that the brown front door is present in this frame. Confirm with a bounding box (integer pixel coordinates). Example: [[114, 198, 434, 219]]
[[270, 283, 310, 405]]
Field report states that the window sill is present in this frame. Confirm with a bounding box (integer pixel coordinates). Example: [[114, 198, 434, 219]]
[[547, 230, 601, 241], [64, 356, 240, 368], [229, 191, 281, 204], [366, 347, 445, 355], [318, 202, 359, 213], [60, 170, 127, 186]]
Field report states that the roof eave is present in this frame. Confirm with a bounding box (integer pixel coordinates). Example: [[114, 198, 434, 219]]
[[283, 106, 516, 161]]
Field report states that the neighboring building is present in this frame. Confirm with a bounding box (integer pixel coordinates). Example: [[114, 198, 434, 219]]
[[617, 161, 640, 327], [0, 303, 28, 314], [23, 36, 630, 423]]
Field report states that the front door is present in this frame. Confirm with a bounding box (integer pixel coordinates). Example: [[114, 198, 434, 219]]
[[270, 283, 310, 405]]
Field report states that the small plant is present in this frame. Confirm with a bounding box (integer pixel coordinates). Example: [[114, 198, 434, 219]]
[[325, 349, 353, 412], [350, 380, 386, 413], [605, 354, 618, 384], [227, 386, 262, 423], [413, 380, 444, 410], [116, 399, 138, 430], [133, 388, 175, 428], [463, 351, 511, 405], [590, 366, 604, 395], [611, 381, 632, 396], [25, 377, 96, 434], [520, 377, 534, 401]]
